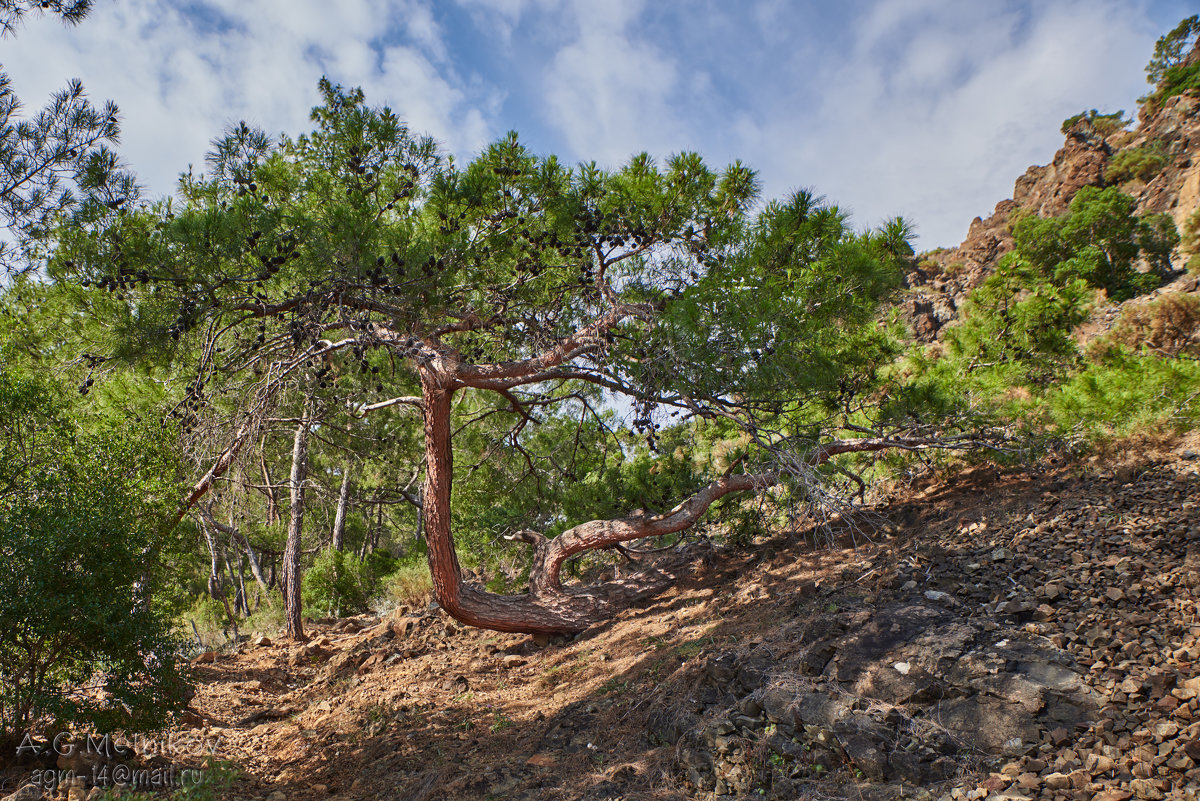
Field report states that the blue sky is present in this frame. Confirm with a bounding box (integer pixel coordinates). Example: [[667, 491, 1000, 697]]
[[1, 0, 1193, 247]]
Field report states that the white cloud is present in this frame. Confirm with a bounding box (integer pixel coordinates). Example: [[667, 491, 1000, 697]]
[[540, 0, 682, 164], [0, 0, 1179, 249], [740, 0, 1164, 246], [1, 0, 501, 198]]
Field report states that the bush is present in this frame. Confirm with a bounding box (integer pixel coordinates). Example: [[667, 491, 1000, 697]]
[[241, 590, 286, 636], [181, 594, 231, 648], [303, 549, 366, 618], [302, 548, 399, 618], [1061, 109, 1129, 137], [1182, 208, 1200, 254], [1010, 186, 1177, 301], [1144, 16, 1200, 105], [1156, 62, 1200, 103], [1106, 144, 1171, 184], [943, 260, 1094, 385], [0, 370, 186, 742], [377, 561, 433, 610], [1048, 346, 1200, 438], [1107, 292, 1200, 358], [897, 188, 1184, 435]]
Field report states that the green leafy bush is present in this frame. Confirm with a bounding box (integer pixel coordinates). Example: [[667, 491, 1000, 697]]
[[895, 187, 1184, 438], [182, 594, 230, 646], [1010, 186, 1177, 301], [302, 548, 399, 618], [378, 561, 433, 609], [1048, 346, 1200, 438], [945, 261, 1094, 383], [1156, 62, 1200, 104], [0, 370, 187, 742], [1106, 144, 1170, 184], [1182, 208, 1200, 254]]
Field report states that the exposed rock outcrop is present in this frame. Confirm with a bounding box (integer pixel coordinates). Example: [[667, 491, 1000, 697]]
[[906, 43, 1200, 342]]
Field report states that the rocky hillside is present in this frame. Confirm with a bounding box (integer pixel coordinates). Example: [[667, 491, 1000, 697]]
[[3, 437, 1198, 801], [904, 43, 1200, 342]]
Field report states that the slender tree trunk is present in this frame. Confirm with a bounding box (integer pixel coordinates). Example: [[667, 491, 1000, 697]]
[[223, 551, 238, 613], [332, 467, 351, 551], [373, 503, 382, 553], [282, 411, 310, 640], [239, 532, 272, 606], [357, 505, 370, 562], [201, 506, 274, 607], [261, 449, 281, 526], [236, 553, 249, 616], [201, 521, 222, 601], [209, 540, 238, 635]]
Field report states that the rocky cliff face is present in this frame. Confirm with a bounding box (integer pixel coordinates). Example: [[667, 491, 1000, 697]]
[[905, 44, 1200, 342]]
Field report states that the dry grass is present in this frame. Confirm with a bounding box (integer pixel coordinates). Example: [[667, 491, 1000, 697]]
[[1108, 291, 1200, 358], [377, 561, 433, 609]]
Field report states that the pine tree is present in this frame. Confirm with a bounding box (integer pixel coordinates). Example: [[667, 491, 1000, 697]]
[[0, 0, 136, 275]]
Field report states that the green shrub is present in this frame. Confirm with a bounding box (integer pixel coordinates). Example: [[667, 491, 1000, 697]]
[[303, 548, 400, 618], [895, 187, 1185, 439], [303, 549, 367, 618], [1144, 16, 1200, 105], [1156, 62, 1200, 104], [1107, 144, 1171, 184], [241, 590, 286, 636], [943, 261, 1094, 385], [88, 757, 241, 801], [1010, 186, 1177, 301], [181, 594, 230, 647], [1048, 346, 1200, 438], [1182, 208, 1200, 254], [0, 370, 187, 742], [1061, 109, 1129, 136]]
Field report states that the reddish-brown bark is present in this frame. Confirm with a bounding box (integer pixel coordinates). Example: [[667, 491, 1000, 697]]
[[417, 342, 973, 633], [416, 352, 784, 633]]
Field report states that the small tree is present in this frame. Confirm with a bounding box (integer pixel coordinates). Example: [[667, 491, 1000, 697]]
[[1143, 15, 1200, 106], [1146, 15, 1200, 86], [1009, 186, 1177, 301], [0, 369, 186, 745]]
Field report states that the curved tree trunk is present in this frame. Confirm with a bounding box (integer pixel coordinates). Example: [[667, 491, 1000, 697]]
[[418, 368, 777, 634], [406, 310, 984, 636]]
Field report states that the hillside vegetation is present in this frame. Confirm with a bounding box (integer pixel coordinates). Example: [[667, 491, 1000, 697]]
[[3, 13, 1200, 801]]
